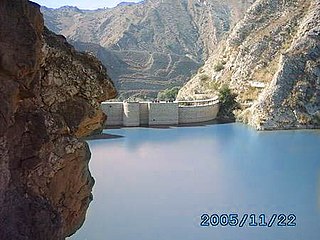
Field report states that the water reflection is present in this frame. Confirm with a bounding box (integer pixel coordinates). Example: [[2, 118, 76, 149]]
[[70, 123, 320, 240]]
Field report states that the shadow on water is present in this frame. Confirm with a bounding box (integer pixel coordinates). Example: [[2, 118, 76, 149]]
[[177, 119, 230, 128], [84, 133, 124, 141], [104, 119, 232, 130]]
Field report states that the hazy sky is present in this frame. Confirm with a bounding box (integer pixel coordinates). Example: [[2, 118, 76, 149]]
[[32, 0, 141, 10]]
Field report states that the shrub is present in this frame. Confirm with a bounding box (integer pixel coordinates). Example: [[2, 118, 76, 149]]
[[314, 114, 320, 125], [157, 87, 180, 101], [242, 87, 260, 102], [199, 73, 209, 81], [218, 84, 239, 120], [214, 62, 225, 72]]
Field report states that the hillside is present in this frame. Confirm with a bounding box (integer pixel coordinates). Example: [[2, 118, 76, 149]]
[[178, 0, 320, 130], [41, 0, 254, 99]]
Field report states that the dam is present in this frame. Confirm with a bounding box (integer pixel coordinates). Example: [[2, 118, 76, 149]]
[[101, 97, 219, 127]]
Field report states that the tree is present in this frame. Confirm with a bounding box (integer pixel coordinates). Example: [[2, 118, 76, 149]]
[[157, 87, 180, 101], [218, 84, 239, 120]]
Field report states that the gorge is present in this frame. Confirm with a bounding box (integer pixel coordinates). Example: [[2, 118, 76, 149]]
[[1, 0, 320, 239], [42, 0, 320, 131], [41, 0, 254, 99]]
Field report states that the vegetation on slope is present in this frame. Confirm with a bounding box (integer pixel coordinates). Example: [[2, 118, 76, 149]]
[[217, 85, 239, 120]]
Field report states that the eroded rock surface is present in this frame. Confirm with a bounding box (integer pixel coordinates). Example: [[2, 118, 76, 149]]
[[0, 0, 116, 239], [178, 0, 320, 130]]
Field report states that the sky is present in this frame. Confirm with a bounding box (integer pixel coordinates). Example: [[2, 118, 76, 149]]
[[32, 0, 141, 10]]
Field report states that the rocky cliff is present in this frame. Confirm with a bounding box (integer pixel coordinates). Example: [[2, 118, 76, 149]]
[[0, 0, 116, 239], [178, 0, 320, 130], [41, 0, 254, 99]]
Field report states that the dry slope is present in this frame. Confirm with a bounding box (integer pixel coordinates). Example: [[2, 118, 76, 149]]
[[42, 0, 254, 99], [178, 0, 320, 130]]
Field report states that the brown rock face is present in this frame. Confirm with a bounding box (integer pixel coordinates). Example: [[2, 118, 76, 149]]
[[0, 0, 116, 239]]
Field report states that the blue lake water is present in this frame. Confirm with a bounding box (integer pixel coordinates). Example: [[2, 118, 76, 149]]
[[70, 123, 320, 240]]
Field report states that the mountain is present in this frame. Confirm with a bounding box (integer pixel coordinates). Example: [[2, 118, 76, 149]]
[[41, 0, 254, 99], [178, 0, 320, 130], [0, 0, 116, 239]]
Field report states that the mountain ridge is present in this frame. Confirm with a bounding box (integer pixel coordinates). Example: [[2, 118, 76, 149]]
[[41, 0, 254, 99]]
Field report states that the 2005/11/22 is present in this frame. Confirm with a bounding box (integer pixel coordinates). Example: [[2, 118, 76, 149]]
[[200, 213, 297, 227]]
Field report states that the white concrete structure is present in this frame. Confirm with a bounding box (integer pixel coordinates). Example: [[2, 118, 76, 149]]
[[249, 81, 266, 88], [179, 104, 219, 124], [101, 97, 219, 127], [123, 102, 140, 127], [149, 102, 179, 126], [139, 103, 149, 125], [101, 102, 123, 126]]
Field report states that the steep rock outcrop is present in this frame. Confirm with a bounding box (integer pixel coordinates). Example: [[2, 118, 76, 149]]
[[41, 0, 254, 99], [178, 0, 320, 130], [0, 0, 116, 239]]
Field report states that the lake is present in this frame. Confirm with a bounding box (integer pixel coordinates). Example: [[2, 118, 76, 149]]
[[70, 123, 320, 240]]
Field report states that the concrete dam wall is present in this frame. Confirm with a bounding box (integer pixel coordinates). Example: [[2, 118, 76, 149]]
[[101, 98, 219, 127]]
